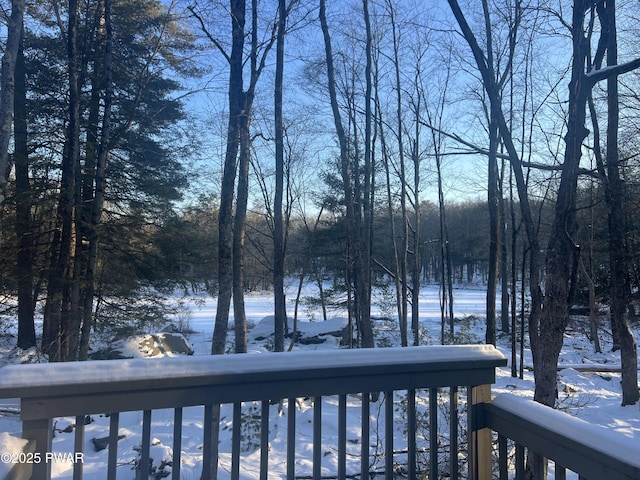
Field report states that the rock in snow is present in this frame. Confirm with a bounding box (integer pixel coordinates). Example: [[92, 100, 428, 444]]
[[249, 315, 350, 346], [89, 333, 194, 360]]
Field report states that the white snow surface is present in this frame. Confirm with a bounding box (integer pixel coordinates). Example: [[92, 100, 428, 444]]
[[0, 284, 638, 479], [0, 432, 28, 478]]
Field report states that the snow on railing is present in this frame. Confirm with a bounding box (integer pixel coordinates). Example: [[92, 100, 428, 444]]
[[483, 394, 640, 480], [1, 345, 638, 480], [0, 345, 506, 479]]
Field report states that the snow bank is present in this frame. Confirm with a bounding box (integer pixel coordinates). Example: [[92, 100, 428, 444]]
[[0, 432, 28, 478]]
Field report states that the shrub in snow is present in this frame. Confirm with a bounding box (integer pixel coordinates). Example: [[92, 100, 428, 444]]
[[134, 438, 173, 479]]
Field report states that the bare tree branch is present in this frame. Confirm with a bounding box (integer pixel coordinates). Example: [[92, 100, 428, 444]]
[[187, 5, 231, 63]]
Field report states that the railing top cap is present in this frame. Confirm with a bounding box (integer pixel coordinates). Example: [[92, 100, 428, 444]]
[[491, 394, 640, 470], [0, 345, 506, 398]]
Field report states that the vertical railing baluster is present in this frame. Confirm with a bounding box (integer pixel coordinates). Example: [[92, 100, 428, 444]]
[[260, 400, 269, 480], [450, 386, 459, 479], [515, 444, 525, 480], [73, 415, 85, 480], [498, 434, 508, 480], [555, 464, 567, 480], [429, 387, 438, 480], [202, 404, 216, 479], [385, 391, 394, 479], [140, 410, 152, 479], [287, 397, 296, 480], [313, 396, 322, 480], [338, 394, 347, 480], [232, 402, 242, 478], [361, 393, 370, 478], [407, 389, 416, 479], [172, 407, 182, 480], [107, 413, 119, 480]]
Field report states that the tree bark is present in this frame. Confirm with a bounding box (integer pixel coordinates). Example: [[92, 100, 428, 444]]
[[600, 0, 639, 405], [0, 0, 26, 228], [361, 0, 374, 348], [14, 31, 36, 349], [79, 0, 114, 361], [319, 0, 373, 348], [446, 0, 544, 403], [232, 110, 250, 354], [273, 0, 287, 353], [376, 90, 406, 346], [500, 187, 510, 335], [530, 0, 590, 408], [43, 0, 82, 361], [486, 114, 500, 346], [211, 0, 245, 357], [482, 0, 500, 347]]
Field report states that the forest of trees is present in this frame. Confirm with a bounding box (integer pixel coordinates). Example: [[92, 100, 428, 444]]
[[0, 0, 639, 411]]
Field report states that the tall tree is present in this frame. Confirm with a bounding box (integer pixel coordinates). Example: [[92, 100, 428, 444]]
[[448, 0, 640, 412], [78, 0, 114, 360], [387, 0, 410, 347], [192, 0, 276, 355], [0, 0, 25, 232], [593, 0, 639, 405], [446, 0, 543, 404], [361, 0, 374, 347], [42, 0, 82, 361], [32, 0, 194, 360], [13, 29, 36, 349], [208, 0, 245, 356], [319, 0, 374, 348], [272, 0, 296, 352]]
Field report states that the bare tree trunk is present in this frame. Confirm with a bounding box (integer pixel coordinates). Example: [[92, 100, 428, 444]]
[[384, 0, 410, 346], [43, 0, 81, 362], [435, 149, 453, 342], [14, 31, 36, 349], [579, 257, 601, 353], [361, 0, 374, 349], [233, 111, 251, 354], [229, 0, 274, 355], [482, 0, 500, 347], [486, 114, 500, 346], [0, 0, 25, 230], [411, 134, 421, 347], [207, 3, 246, 476], [79, 0, 113, 361], [211, 0, 245, 357], [509, 171, 520, 377], [375, 2, 409, 347], [528, 0, 588, 409], [500, 187, 510, 335], [273, 0, 288, 353], [319, 0, 373, 348], [376, 90, 406, 346], [600, 0, 639, 406], [447, 0, 545, 402]]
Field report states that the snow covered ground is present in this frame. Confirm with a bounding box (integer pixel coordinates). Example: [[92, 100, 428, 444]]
[[0, 284, 638, 479]]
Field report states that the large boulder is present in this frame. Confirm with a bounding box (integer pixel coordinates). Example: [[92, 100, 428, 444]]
[[249, 316, 350, 346], [89, 332, 194, 360]]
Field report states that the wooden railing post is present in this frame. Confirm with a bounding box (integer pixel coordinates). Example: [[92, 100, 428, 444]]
[[468, 384, 492, 480], [22, 417, 52, 480]]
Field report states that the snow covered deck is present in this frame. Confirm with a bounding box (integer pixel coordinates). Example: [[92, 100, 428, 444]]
[[0, 345, 637, 479]]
